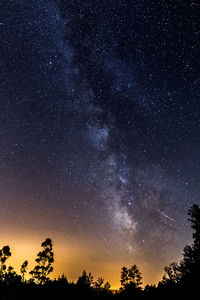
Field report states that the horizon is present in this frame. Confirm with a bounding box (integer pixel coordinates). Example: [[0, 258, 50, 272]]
[[0, 224, 191, 289]]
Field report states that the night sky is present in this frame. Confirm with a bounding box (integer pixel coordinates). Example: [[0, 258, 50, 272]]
[[1, 0, 200, 288]]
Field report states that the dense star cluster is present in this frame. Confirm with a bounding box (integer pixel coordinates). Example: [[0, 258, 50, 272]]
[[1, 0, 200, 287]]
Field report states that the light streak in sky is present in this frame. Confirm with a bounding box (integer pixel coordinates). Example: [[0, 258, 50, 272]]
[[155, 209, 175, 222]]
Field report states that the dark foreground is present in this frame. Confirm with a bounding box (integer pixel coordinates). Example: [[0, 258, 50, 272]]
[[0, 280, 199, 300]]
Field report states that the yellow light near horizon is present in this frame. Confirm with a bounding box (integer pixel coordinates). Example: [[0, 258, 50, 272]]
[[0, 230, 169, 289], [0, 233, 121, 287]]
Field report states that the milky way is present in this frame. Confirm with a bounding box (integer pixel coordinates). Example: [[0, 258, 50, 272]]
[[1, 0, 200, 286]]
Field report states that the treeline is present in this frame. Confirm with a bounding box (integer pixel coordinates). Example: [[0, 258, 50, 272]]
[[0, 204, 200, 299]]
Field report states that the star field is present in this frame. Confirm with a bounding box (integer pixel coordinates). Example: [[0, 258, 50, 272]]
[[1, 0, 200, 287]]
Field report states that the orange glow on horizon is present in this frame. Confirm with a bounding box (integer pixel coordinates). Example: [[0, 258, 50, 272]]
[[0, 229, 174, 289]]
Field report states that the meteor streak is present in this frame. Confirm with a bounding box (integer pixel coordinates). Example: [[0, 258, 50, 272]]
[[155, 209, 175, 222]]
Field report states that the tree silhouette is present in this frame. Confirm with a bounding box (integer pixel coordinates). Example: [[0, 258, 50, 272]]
[[120, 266, 129, 288], [120, 265, 142, 293], [30, 238, 54, 284], [0, 245, 11, 279], [179, 204, 200, 285], [20, 260, 28, 281], [161, 262, 181, 285]]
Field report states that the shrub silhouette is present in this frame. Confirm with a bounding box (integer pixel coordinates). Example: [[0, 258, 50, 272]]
[[104, 281, 111, 290], [77, 270, 94, 287], [94, 277, 104, 288]]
